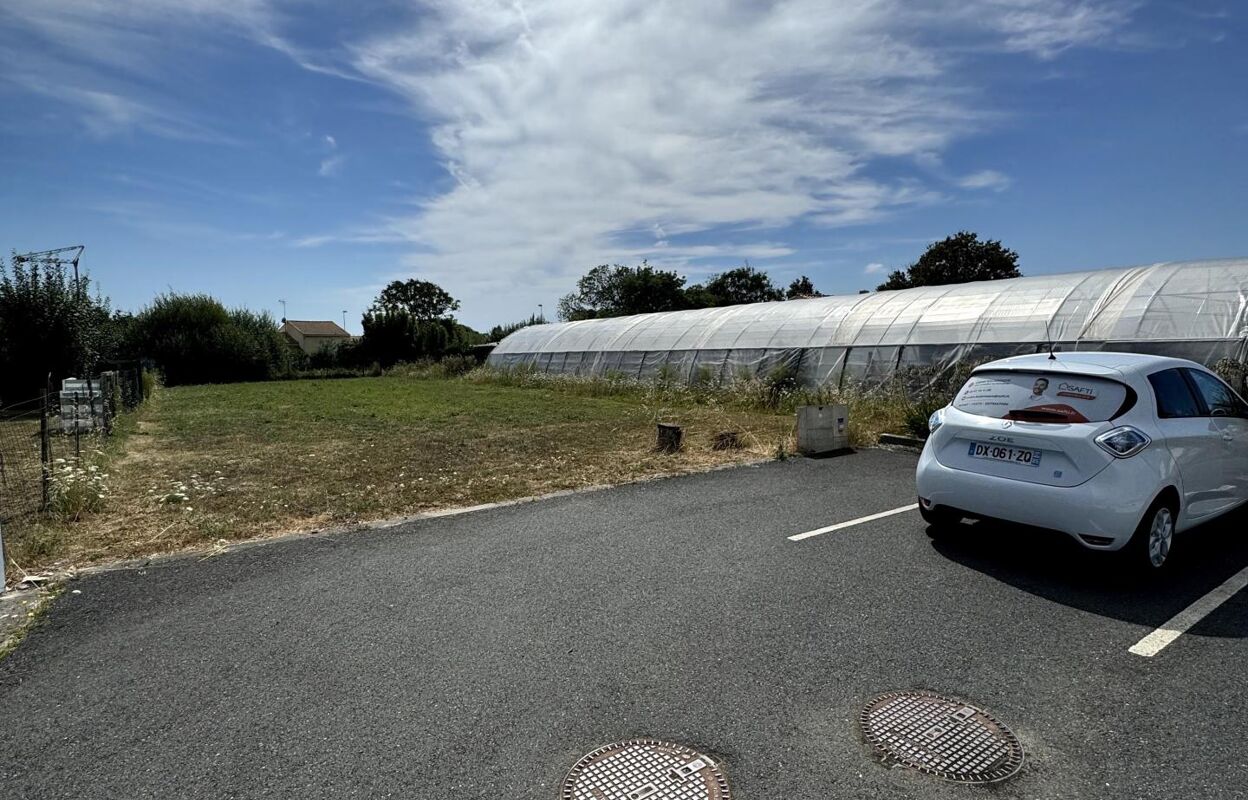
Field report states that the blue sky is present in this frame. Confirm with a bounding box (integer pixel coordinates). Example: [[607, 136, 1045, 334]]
[[1, 1, 1244, 333]]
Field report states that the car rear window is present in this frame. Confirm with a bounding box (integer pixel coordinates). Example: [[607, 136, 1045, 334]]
[[953, 370, 1130, 423]]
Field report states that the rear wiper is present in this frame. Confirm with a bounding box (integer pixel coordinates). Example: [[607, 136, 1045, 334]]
[[1007, 408, 1068, 421]]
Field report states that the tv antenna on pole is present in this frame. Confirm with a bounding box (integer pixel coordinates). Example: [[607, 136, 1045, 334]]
[[279, 299, 287, 323], [13, 245, 86, 297], [14, 246, 87, 371]]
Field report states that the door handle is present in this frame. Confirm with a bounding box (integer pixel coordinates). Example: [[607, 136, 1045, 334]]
[[1223, 434, 1235, 442]]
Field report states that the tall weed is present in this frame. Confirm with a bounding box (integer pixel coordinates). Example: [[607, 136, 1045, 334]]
[[467, 363, 972, 445]]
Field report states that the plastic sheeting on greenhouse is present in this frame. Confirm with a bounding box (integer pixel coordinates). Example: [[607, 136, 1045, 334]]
[[488, 259, 1248, 387]]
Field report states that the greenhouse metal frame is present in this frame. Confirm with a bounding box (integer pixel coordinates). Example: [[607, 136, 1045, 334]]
[[489, 259, 1248, 387]]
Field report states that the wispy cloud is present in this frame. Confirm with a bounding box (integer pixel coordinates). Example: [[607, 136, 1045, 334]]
[[975, 0, 1139, 58], [82, 199, 287, 242], [318, 155, 345, 177], [337, 0, 1131, 299], [0, 0, 275, 143], [0, 0, 346, 143], [958, 169, 1014, 192], [2, 0, 1140, 318], [865, 262, 888, 275]]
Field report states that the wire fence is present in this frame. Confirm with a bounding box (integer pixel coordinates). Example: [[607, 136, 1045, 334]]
[[0, 364, 148, 579]]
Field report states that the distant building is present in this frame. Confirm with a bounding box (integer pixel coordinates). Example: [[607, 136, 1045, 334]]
[[280, 320, 352, 355]]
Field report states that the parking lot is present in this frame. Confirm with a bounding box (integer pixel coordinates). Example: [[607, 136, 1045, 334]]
[[2, 449, 1246, 799]]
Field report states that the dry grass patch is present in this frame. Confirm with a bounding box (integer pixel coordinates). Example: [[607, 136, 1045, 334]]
[[6, 376, 793, 576]]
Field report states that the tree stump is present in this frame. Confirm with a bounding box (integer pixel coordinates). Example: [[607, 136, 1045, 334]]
[[655, 423, 683, 453]]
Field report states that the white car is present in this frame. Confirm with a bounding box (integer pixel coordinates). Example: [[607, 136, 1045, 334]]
[[916, 352, 1248, 570]]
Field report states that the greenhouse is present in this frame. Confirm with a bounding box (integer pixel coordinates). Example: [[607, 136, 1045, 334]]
[[489, 258, 1248, 387]]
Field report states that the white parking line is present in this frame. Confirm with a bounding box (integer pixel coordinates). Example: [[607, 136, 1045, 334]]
[[1128, 565, 1248, 657], [788, 504, 918, 542]]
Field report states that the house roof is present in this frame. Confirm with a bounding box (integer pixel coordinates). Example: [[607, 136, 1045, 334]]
[[283, 320, 350, 337]]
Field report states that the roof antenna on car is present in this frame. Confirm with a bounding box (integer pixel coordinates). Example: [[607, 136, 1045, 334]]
[[1044, 318, 1057, 361]]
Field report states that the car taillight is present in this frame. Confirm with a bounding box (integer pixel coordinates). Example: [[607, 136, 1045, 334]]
[[1095, 426, 1150, 458], [928, 406, 946, 434]]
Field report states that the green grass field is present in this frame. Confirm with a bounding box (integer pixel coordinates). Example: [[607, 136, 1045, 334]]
[[7, 375, 794, 574]]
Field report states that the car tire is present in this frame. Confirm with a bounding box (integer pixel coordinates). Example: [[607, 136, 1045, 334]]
[[920, 503, 962, 537], [1124, 497, 1177, 573]]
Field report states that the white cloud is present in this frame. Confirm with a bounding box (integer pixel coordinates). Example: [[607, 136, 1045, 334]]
[[2, 0, 1138, 323], [318, 154, 345, 177], [339, 0, 1133, 314], [958, 169, 1013, 191], [977, 0, 1138, 58], [4, 75, 240, 144], [0, 0, 277, 142], [865, 262, 888, 275]]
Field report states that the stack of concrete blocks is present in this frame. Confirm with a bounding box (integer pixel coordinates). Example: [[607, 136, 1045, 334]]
[[59, 377, 102, 433]]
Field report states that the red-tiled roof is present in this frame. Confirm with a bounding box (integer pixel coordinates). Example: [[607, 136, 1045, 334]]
[[283, 320, 350, 337]]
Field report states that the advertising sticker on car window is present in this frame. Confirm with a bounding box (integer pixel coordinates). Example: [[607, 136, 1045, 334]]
[[954, 371, 1127, 423]]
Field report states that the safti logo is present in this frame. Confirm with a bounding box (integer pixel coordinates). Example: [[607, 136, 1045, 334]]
[[1056, 382, 1097, 400]]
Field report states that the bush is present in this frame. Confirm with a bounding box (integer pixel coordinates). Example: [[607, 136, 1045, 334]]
[[1215, 358, 1247, 396], [128, 293, 293, 386], [386, 354, 478, 380], [141, 368, 159, 399]]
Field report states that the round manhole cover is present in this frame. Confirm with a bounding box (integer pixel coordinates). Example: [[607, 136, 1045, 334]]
[[561, 739, 731, 800], [860, 691, 1024, 783]]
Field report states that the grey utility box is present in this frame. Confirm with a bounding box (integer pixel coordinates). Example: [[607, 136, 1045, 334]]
[[796, 404, 850, 455]]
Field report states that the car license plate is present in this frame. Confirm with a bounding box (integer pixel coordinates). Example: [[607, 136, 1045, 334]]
[[967, 441, 1042, 468]]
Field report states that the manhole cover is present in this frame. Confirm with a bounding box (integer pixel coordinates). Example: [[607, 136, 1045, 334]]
[[561, 739, 731, 800], [860, 691, 1024, 783]]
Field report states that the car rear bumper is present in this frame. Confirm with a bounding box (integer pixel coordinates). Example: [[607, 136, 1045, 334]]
[[915, 444, 1164, 550]]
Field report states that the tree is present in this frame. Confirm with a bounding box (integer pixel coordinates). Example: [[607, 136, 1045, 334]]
[[558, 262, 689, 320], [877, 231, 1021, 291], [0, 254, 114, 403], [357, 279, 481, 366], [785, 275, 824, 299], [373, 279, 460, 319], [687, 265, 784, 307], [487, 314, 544, 343], [357, 310, 483, 367]]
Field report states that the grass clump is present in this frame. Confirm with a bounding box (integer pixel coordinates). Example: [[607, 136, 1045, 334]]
[[0, 584, 63, 663], [46, 453, 111, 519]]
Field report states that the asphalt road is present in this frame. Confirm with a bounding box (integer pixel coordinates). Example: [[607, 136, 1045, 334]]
[[3, 449, 1247, 799]]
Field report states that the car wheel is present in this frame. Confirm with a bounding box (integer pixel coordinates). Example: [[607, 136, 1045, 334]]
[[1125, 498, 1176, 572], [920, 503, 962, 537]]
